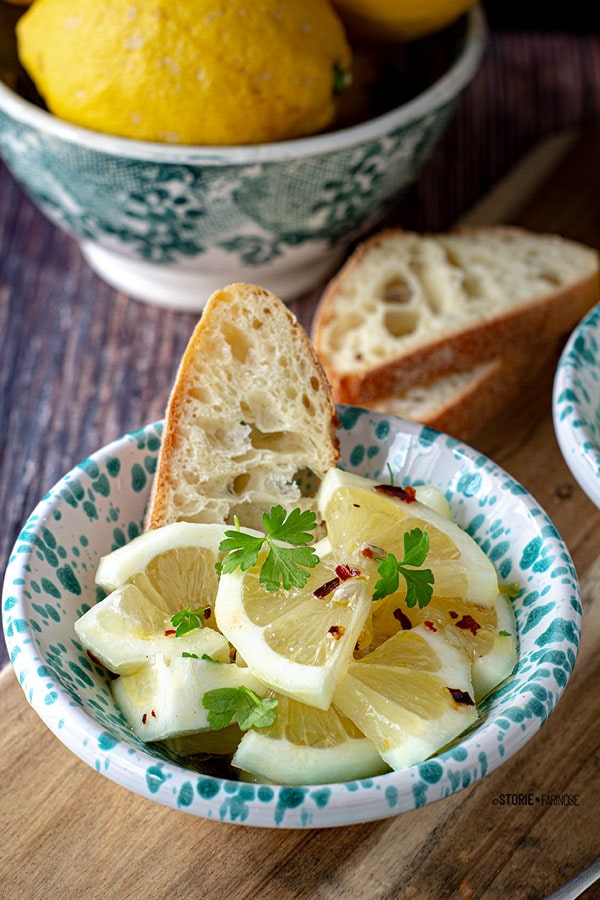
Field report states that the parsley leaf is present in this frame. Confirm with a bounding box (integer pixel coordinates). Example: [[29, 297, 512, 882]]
[[202, 686, 278, 731], [218, 505, 319, 592], [170, 606, 206, 636], [372, 528, 435, 607]]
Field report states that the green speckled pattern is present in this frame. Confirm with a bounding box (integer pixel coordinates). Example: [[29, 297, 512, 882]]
[[553, 301, 600, 509], [2, 409, 581, 828]]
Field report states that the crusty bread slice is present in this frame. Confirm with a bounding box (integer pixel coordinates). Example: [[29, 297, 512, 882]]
[[146, 283, 340, 532], [370, 343, 558, 442], [312, 226, 600, 404]]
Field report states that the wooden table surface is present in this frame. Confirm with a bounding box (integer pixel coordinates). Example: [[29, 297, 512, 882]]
[[1, 15, 600, 900]]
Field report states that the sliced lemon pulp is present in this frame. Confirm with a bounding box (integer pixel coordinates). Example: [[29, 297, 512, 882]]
[[232, 694, 389, 784], [333, 625, 478, 770], [215, 547, 372, 710]]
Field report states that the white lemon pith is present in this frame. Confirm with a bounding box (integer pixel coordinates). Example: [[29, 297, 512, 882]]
[[75, 469, 518, 783], [17, 0, 352, 145]]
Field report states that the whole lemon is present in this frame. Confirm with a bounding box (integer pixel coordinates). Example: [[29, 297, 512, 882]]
[[16, 0, 352, 145], [331, 0, 477, 42]]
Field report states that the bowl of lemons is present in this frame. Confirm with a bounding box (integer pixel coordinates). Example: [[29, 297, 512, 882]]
[[0, 0, 486, 310], [2, 408, 581, 828]]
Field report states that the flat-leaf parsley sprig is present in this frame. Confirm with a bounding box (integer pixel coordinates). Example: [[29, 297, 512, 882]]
[[169, 605, 206, 636], [371, 527, 435, 607], [218, 505, 319, 592], [202, 686, 278, 731]]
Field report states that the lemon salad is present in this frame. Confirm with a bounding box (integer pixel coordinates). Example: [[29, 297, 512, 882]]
[[75, 469, 518, 785]]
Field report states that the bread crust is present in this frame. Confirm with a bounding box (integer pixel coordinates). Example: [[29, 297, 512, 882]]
[[371, 343, 559, 442], [313, 226, 600, 404]]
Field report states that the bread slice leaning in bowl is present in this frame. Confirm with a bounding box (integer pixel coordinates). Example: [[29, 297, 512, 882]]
[[146, 283, 340, 532], [312, 226, 600, 406]]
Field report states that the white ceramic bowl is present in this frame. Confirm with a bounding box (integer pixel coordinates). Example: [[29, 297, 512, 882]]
[[553, 301, 600, 508], [0, 8, 486, 310], [2, 408, 581, 828]]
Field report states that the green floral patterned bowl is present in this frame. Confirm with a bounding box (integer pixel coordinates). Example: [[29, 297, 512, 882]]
[[2, 408, 581, 828], [0, 8, 485, 311]]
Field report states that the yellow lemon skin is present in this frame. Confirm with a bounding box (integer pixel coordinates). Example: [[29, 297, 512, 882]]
[[332, 0, 477, 42], [16, 0, 352, 145]]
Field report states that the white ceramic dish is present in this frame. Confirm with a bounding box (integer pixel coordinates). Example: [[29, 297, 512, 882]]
[[553, 301, 600, 509], [2, 408, 580, 828]]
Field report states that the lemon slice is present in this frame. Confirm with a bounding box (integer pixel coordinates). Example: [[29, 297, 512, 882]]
[[112, 655, 267, 743], [215, 547, 372, 710], [232, 694, 389, 784], [333, 625, 478, 770], [95, 522, 254, 616], [74, 583, 231, 675], [317, 468, 499, 607]]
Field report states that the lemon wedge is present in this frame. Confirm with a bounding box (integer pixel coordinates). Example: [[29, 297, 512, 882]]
[[215, 543, 372, 710], [112, 655, 267, 743], [317, 468, 499, 607], [232, 694, 389, 784], [74, 583, 230, 675], [333, 625, 478, 770]]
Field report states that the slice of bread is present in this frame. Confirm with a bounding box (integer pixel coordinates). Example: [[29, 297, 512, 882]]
[[146, 283, 340, 532], [369, 343, 558, 442], [312, 226, 600, 404]]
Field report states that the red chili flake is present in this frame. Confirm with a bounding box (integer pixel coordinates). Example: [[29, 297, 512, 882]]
[[314, 576, 341, 599], [142, 713, 148, 725], [328, 625, 345, 640], [393, 609, 413, 630], [449, 610, 459, 619], [164, 628, 176, 636], [360, 543, 384, 559], [374, 483, 417, 503], [456, 614, 481, 635], [335, 563, 361, 580], [203, 608, 212, 620], [424, 620, 437, 632], [151, 709, 157, 718], [448, 687, 475, 706]]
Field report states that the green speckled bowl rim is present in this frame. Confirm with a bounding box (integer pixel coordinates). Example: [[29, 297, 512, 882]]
[[553, 301, 600, 509], [0, 7, 486, 163], [2, 406, 580, 828]]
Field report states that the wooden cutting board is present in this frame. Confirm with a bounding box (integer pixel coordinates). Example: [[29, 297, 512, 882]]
[[2, 134, 600, 900]]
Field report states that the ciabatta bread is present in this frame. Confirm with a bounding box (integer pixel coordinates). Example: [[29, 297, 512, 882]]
[[313, 226, 600, 405], [370, 343, 558, 442], [146, 283, 340, 532]]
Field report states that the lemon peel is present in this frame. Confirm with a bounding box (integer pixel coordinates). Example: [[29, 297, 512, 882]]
[[17, 0, 352, 145]]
